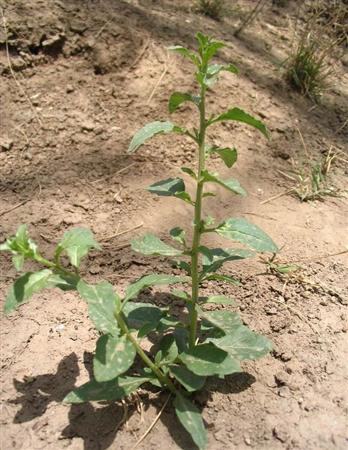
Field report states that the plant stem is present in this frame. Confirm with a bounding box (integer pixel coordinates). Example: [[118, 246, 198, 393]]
[[189, 83, 207, 350], [115, 312, 177, 394]]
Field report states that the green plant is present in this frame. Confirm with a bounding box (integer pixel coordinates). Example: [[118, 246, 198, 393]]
[[196, 0, 225, 20], [1, 33, 278, 449]]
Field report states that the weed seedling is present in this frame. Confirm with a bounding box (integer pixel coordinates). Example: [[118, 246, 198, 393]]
[[1, 33, 278, 449]]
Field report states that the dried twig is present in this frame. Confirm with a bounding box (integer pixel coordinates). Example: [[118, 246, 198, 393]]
[[130, 394, 171, 450], [115, 163, 136, 176], [0, 199, 30, 217], [102, 223, 143, 242], [260, 189, 295, 205], [147, 52, 169, 104], [1, 7, 43, 129], [130, 37, 151, 70]]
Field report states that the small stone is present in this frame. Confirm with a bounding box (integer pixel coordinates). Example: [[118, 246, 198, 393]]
[[274, 371, 290, 386], [66, 84, 74, 93], [273, 426, 289, 443], [244, 435, 252, 446], [0, 137, 13, 151], [69, 19, 88, 34], [81, 120, 95, 132], [12, 57, 26, 71], [42, 34, 65, 48]]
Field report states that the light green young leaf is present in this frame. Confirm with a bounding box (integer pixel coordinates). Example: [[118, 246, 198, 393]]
[[131, 234, 183, 257], [201, 170, 246, 196], [179, 343, 240, 376], [216, 218, 278, 253], [94, 334, 136, 382], [171, 289, 190, 301], [170, 227, 186, 246], [209, 107, 269, 139], [128, 121, 184, 153], [200, 310, 242, 334], [13, 254, 25, 271], [122, 302, 164, 329], [64, 376, 149, 403], [170, 365, 206, 392], [0, 224, 38, 261], [208, 147, 237, 168], [124, 274, 188, 302], [196, 32, 225, 64], [200, 294, 236, 306], [77, 280, 120, 336], [168, 92, 200, 113], [174, 393, 208, 450], [201, 63, 238, 87], [57, 228, 101, 268], [202, 273, 240, 285], [4, 269, 53, 314], [208, 325, 273, 360], [168, 45, 200, 66]]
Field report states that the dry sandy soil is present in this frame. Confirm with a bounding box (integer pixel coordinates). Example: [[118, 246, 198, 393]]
[[1, 1, 347, 449]]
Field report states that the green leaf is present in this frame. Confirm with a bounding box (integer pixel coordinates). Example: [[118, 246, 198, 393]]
[[123, 302, 164, 329], [179, 343, 240, 376], [171, 289, 190, 301], [201, 170, 246, 196], [64, 376, 149, 403], [181, 167, 197, 179], [170, 227, 186, 246], [154, 334, 178, 366], [216, 218, 278, 253], [94, 334, 136, 382], [200, 295, 236, 306], [196, 32, 224, 65], [124, 274, 188, 302], [77, 280, 120, 336], [200, 310, 242, 334], [201, 63, 238, 87], [128, 121, 182, 153], [148, 178, 185, 197], [202, 273, 240, 285], [4, 269, 53, 314], [208, 325, 272, 360], [47, 273, 79, 291], [168, 92, 200, 113], [201, 247, 254, 273], [208, 147, 237, 168], [170, 365, 206, 392], [174, 393, 208, 450], [57, 228, 101, 268], [1, 224, 38, 261], [168, 45, 200, 66], [131, 234, 182, 257], [210, 107, 269, 139]]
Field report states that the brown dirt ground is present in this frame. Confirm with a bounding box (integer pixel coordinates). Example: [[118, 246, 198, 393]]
[[1, 1, 347, 449]]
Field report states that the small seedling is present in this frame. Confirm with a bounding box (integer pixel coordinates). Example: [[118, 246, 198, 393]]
[[1, 34, 277, 449]]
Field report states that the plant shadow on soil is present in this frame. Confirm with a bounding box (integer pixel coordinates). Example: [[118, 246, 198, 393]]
[[10, 347, 255, 449]]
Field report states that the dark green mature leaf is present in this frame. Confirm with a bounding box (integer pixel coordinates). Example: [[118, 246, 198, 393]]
[[202, 273, 240, 285], [64, 376, 149, 403], [201, 247, 254, 274], [77, 280, 120, 336], [57, 228, 101, 268], [154, 334, 178, 366], [168, 46, 200, 66], [47, 273, 79, 291], [200, 310, 242, 334], [200, 295, 236, 306], [201, 170, 246, 196], [94, 334, 136, 382], [124, 274, 188, 302], [131, 234, 183, 257], [148, 178, 185, 197], [208, 147, 237, 168], [170, 365, 206, 392], [179, 343, 240, 376], [208, 325, 272, 360], [181, 167, 197, 179], [169, 92, 200, 113], [170, 227, 186, 246], [216, 218, 278, 253], [174, 393, 208, 450], [128, 121, 184, 153], [4, 269, 53, 314], [123, 302, 164, 329], [209, 107, 269, 138]]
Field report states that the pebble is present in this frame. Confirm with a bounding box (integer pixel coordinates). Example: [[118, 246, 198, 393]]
[[273, 426, 289, 443], [66, 84, 74, 93], [0, 137, 13, 151], [81, 120, 95, 132]]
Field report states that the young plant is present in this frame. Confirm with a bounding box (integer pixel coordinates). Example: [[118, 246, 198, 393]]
[[1, 33, 278, 449]]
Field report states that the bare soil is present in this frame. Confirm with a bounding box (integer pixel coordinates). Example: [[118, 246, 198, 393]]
[[1, 1, 347, 449]]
